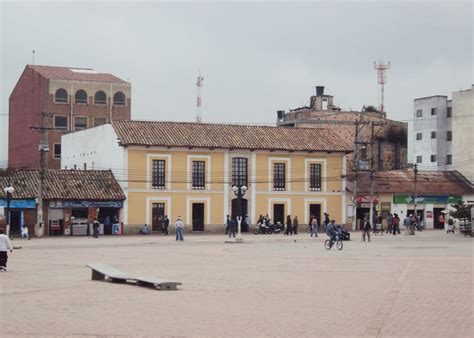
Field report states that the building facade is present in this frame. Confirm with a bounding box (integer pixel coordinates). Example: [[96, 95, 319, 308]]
[[452, 85, 474, 182], [277, 86, 408, 171], [0, 169, 125, 236], [346, 170, 473, 230], [8, 65, 131, 169], [62, 121, 353, 233], [413, 95, 453, 170]]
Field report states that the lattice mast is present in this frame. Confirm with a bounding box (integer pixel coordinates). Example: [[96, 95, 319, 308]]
[[196, 74, 204, 123], [374, 61, 390, 113]]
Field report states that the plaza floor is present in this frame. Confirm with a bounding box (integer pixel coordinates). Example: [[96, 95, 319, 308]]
[[0, 230, 472, 337]]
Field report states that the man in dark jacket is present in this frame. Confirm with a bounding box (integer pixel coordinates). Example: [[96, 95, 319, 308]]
[[92, 218, 100, 238], [163, 215, 170, 235], [285, 215, 293, 235], [362, 217, 371, 242], [293, 216, 299, 235]]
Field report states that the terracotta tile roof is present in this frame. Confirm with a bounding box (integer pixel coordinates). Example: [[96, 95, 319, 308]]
[[0, 169, 125, 200], [112, 120, 353, 153], [29, 65, 127, 83], [346, 170, 474, 195]]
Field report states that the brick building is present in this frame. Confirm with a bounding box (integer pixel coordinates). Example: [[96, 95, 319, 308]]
[[8, 65, 131, 169], [276, 86, 408, 171]]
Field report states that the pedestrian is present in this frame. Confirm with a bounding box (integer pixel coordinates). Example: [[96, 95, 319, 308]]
[[385, 214, 392, 234], [381, 215, 388, 234], [323, 212, 330, 232], [228, 216, 236, 238], [392, 213, 400, 235], [293, 215, 299, 235], [163, 215, 170, 235], [403, 214, 411, 235], [438, 213, 445, 230], [175, 217, 184, 241], [311, 216, 319, 237], [409, 214, 416, 235], [285, 215, 293, 235], [0, 228, 13, 271], [362, 217, 371, 242], [21, 224, 30, 240], [92, 218, 100, 238]]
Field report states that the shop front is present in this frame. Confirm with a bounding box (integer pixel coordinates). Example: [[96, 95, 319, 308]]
[[0, 199, 36, 236], [392, 195, 462, 229], [48, 200, 123, 235]]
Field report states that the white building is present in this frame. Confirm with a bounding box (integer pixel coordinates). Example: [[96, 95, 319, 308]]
[[413, 96, 452, 170], [452, 85, 474, 182]]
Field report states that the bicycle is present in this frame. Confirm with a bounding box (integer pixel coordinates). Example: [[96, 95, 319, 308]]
[[324, 235, 343, 250]]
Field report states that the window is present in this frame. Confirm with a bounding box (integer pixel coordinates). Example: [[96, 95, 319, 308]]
[[447, 131, 452, 141], [431, 155, 437, 162], [447, 154, 452, 165], [232, 157, 248, 187], [416, 156, 422, 163], [54, 115, 68, 130], [74, 117, 87, 130], [431, 131, 437, 139], [94, 117, 107, 127], [94, 91, 107, 105], [152, 160, 166, 189], [309, 163, 321, 191], [416, 133, 422, 140], [75, 90, 88, 104], [447, 107, 452, 117], [53, 144, 61, 159], [55, 88, 68, 103], [113, 91, 126, 106], [273, 163, 286, 191], [416, 109, 422, 118], [192, 161, 205, 189], [431, 108, 436, 116]]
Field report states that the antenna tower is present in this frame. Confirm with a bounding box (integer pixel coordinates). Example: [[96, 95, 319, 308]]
[[196, 73, 204, 123], [374, 60, 390, 113]]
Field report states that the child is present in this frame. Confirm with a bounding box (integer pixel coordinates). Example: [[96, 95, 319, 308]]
[[0, 228, 13, 271]]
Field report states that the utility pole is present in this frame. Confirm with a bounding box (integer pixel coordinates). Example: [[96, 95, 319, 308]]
[[30, 112, 53, 237], [414, 163, 418, 228], [352, 120, 359, 231], [369, 122, 375, 232]]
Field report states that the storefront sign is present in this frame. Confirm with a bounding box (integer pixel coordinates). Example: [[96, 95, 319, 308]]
[[381, 202, 391, 211], [49, 200, 123, 208], [393, 195, 461, 205], [356, 195, 379, 204], [426, 211, 433, 219], [0, 199, 36, 209]]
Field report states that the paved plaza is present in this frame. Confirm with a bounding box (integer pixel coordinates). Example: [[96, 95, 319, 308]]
[[0, 230, 472, 337]]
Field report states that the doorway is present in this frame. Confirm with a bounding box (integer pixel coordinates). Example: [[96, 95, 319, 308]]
[[309, 204, 321, 228], [192, 203, 205, 231], [9, 210, 22, 235], [231, 198, 248, 232], [433, 207, 445, 229], [273, 204, 285, 225], [152, 203, 165, 231], [98, 208, 119, 235]]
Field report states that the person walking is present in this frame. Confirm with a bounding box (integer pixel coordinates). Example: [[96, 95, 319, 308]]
[[311, 216, 319, 237], [228, 216, 236, 238], [403, 214, 412, 235], [163, 215, 170, 235], [362, 217, 371, 242], [0, 229, 13, 271], [293, 215, 299, 235], [285, 215, 293, 235], [392, 213, 400, 235], [323, 213, 330, 232], [92, 218, 100, 238], [409, 214, 416, 235], [175, 217, 184, 241]]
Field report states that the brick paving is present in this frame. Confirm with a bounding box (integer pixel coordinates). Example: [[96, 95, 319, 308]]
[[0, 231, 472, 337]]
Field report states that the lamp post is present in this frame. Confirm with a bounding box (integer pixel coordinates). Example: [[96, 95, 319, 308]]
[[4, 186, 14, 238], [231, 185, 247, 243]]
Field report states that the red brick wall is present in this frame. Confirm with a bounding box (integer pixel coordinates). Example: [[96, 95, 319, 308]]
[[8, 67, 47, 168]]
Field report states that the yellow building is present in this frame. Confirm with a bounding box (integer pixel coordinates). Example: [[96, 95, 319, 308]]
[[62, 120, 353, 233]]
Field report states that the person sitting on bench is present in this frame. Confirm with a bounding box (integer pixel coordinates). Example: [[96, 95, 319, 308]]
[[139, 224, 150, 235]]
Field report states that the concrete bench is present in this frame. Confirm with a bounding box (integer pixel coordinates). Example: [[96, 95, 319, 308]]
[[135, 276, 182, 290], [86, 263, 182, 290], [86, 263, 134, 284]]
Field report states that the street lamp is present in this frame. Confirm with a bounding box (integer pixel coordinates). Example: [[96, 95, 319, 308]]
[[4, 186, 14, 238], [231, 184, 247, 243]]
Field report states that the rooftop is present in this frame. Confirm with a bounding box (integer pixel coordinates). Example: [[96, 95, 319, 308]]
[[0, 169, 125, 200], [28, 65, 127, 83], [111, 120, 353, 153], [346, 170, 473, 195]]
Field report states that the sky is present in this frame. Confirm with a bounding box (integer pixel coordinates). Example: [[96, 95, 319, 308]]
[[1, 1, 472, 165]]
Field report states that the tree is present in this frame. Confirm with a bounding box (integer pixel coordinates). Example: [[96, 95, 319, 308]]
[[449, 201, 472, 219]]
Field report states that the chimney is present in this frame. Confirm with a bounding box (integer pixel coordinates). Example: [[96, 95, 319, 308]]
[[316, 86, 325, 96]]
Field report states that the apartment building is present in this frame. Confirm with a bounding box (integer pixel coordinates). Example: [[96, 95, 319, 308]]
[[8, 65, 131, 169]]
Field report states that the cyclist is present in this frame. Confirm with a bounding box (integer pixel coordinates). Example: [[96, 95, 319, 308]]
[[325, 219, 338, 247]]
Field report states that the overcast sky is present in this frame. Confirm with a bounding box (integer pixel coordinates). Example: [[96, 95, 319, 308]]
[[1, 1, 472, 165]]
